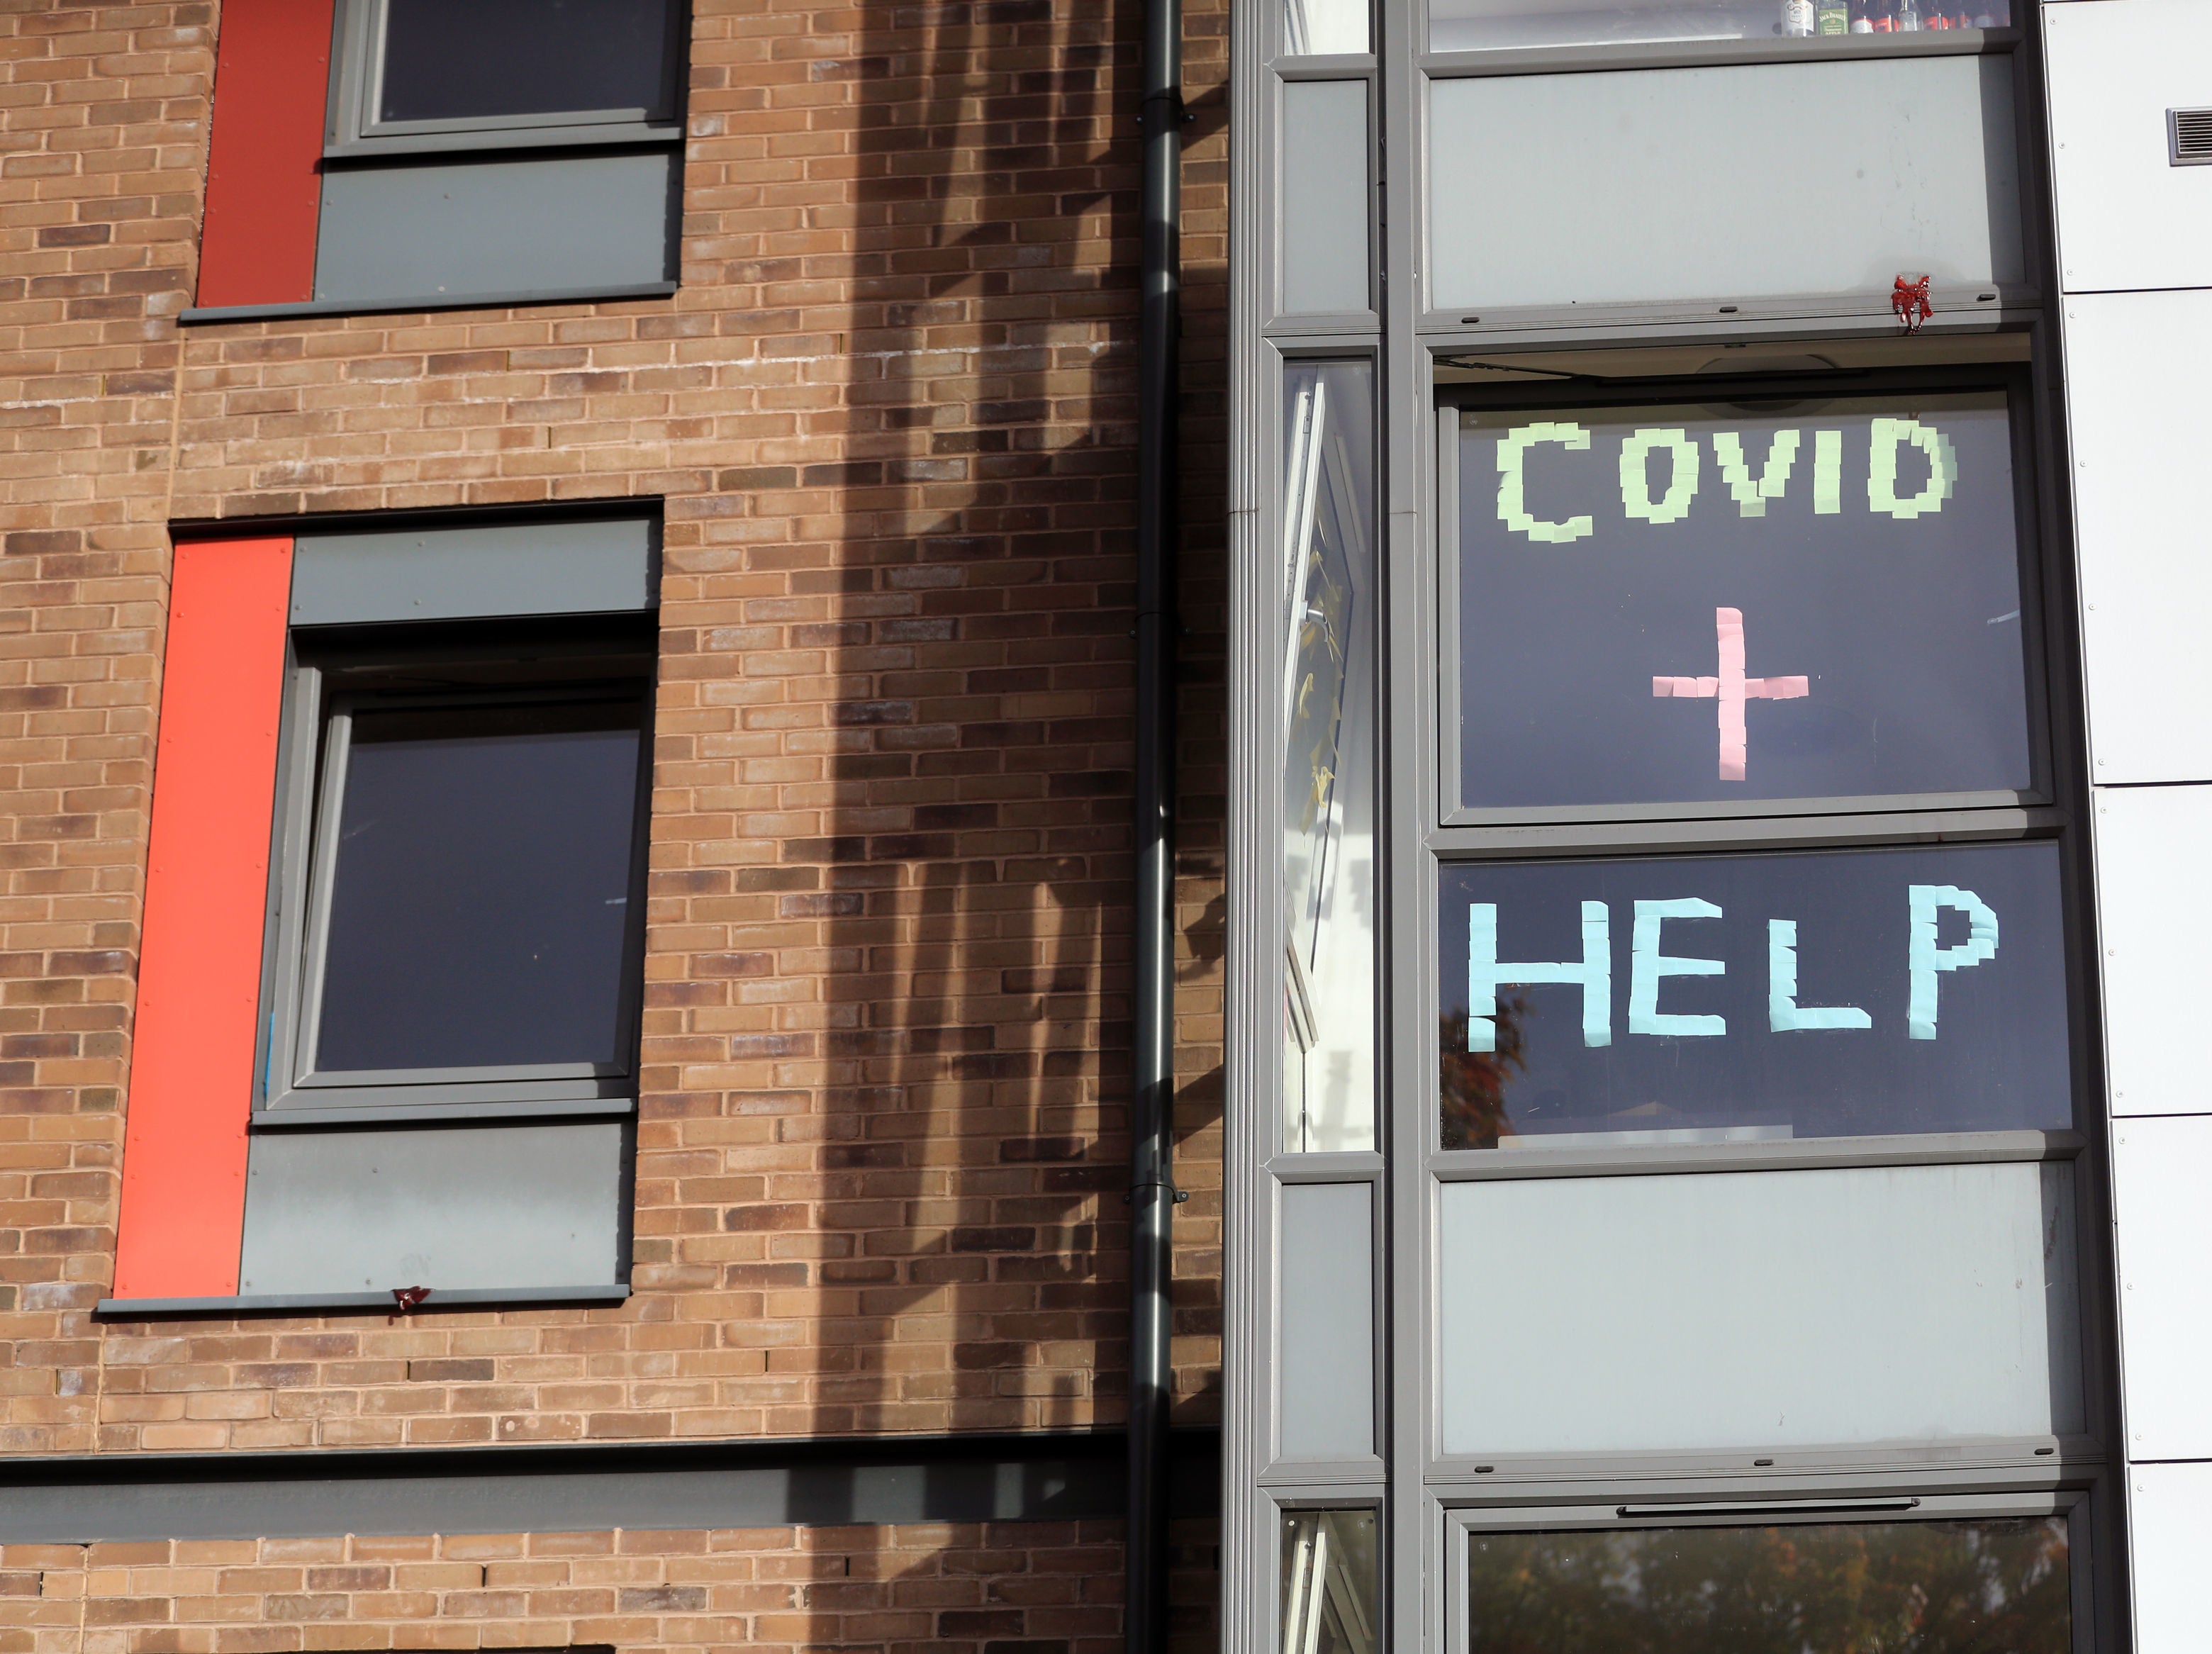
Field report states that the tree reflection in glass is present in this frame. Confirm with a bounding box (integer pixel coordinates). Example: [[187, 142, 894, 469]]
[[1467, 1518, 2069, 1654]]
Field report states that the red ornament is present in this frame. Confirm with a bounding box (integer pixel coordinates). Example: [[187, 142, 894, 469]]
[[391, 1285, 432, 1315], [1892, 274, 1933, 334]]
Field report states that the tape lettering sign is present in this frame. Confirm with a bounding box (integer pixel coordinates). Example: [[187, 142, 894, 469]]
[[1456, 393, 2029, 811], [1438, 841, 2069, 1148]]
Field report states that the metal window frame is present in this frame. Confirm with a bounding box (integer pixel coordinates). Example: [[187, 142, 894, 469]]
[[322, 0, 688, 160], [255, 639, 654, 1129]]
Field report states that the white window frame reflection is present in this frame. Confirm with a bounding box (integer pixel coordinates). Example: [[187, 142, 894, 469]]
[[1281, 364, 1379, 1153], [1280, 1507, 1381, 1654], [1285, 0, 1371, 57]]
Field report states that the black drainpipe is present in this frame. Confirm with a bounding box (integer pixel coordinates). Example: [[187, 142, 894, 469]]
[[1126, 0, 1182, 1641]]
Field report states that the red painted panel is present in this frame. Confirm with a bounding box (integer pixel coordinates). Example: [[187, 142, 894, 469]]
[[196, 0, 335, 308], [113, 538, 294, 1300]]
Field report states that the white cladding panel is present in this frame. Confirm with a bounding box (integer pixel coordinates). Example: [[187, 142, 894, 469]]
[[2091, 783, 2212, 1115], [2128, 1463, 2212, 1653], [2064, 292, 2212, 783], [2112, 1117, 2212, 1459], [1429, 55, 2021, 312], [1436, 1163, 2081, 1456], [2045, 0, 2212, 294]]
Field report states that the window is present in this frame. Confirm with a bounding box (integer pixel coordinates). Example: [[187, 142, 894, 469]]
[[1460, 1512, 2072, 1652], [1430, 0, 2015, 56], [191, 0, 686, 318], [105, 512, 659, 1312], [267, 624, 653, 1118], [364, 0, 683, 132], [1280, 1509, 1379, 1654], [1446, 384, 2038, 817], [1280, 362, 1379, 1153], [328, 0, 686, 148]]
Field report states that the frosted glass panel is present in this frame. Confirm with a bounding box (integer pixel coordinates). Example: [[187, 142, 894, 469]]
[[1437, 1163, 2082, 1455], [1281, 82, 1370, 314], [1279, 1183, 1375, 1458], [1429, 56, 2021, 311]]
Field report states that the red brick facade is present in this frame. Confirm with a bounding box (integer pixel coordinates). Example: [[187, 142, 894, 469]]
[[0, 0, 1227, 1642]]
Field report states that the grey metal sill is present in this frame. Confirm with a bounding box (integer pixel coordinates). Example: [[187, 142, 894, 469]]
[[96, 1285, 629, 1319], [252, 1097, 636, 1129], [178, 281, 677, 325], [325, 123, 680, 160], [1427, 1129, 2084, 1183]]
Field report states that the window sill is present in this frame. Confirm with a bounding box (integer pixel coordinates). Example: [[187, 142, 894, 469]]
[[178, 281, 678, 325], [96, 1285, 630, 1319], [252, 1096, 635, 1128]]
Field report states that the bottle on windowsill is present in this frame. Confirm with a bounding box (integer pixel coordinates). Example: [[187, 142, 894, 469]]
[[1782, 0, 1814, 35], [1895, 0, 1921, 29]]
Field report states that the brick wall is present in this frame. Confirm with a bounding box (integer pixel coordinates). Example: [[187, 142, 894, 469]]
[[0, 0, 1228, 1455], [0, 1518, 1222, 1654]]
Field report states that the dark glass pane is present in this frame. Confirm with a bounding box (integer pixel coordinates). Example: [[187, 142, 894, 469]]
[[1438, 841, 2069, 1147], [314, 700, 642, 1073], [1468, 1519, 2069, 1654], [379, 0, 677, 123], [1456, 391, 2031, 810]]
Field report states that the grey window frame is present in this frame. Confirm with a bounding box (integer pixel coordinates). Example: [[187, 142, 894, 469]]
[[323, 0, 689, 160], [255, 635, 654, 1129], [1435, 362, 2057, 829]]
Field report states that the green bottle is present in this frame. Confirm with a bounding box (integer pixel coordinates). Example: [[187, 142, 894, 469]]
[[1815, 0, 1849, 30]]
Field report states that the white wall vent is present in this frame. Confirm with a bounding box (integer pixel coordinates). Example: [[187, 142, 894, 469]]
[[2169, 108, 2212, 166]]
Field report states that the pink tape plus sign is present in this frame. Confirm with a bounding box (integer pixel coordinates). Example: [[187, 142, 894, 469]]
[[1652, 607, 1809, 781]]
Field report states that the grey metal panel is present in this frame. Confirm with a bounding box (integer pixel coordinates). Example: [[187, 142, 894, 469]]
[[238, 1123, 627, 1295], [1429, 55, 2023, 311], [314, 150, 678, 306], [0, 1431, 1222, 1542], [1436, 1162, 2083, 1457], [1278, 1181, 1375, 1460], [291, 516, 659, 625], [1280, 80, 1370, 315]]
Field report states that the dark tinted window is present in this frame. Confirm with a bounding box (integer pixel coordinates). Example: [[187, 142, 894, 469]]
[[1438, 840, 2069, 1147], [1468, 1518, 2069, 1654], [313, 698, 644, 1073], [378, 0, 679, 124], [1456, 391, 2032, 810]]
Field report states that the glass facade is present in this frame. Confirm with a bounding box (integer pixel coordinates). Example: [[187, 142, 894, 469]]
[[1236, 3, 2101, 1650]]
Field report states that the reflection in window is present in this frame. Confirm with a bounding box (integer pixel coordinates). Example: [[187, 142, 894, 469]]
[[1285, 0, 1370, 54], [1468, 1518, 2068, 1653], [1456, 391, 2031, 812], [1282, 364, 1377, 1153], [1431, 0, 2009, 54], [1282, 1509, 1379, 1654], [311, 698, 647, 1074]]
